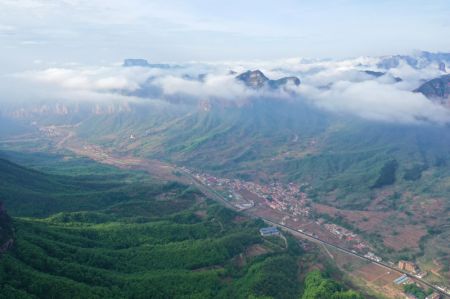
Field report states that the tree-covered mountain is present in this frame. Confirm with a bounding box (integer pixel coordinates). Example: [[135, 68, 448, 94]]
[[0, 154, 362, 299], [6, 88, 450, 209], [48, 96, 448, 211]]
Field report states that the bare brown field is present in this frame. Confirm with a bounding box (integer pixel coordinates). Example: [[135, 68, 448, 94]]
[[383, 225, 427, 251], [237, 189, 264, 203], [314, 203, 397, 229], [410, 196, 447, 224], [314, 203, 427, 251], [328, 246, 405, 299], [355, 263, 393, 282]]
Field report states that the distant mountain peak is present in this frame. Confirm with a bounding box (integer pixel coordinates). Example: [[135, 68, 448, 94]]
[[236, 70, 269, 88], [123, 59, 151, 67], [123, 58, 171, 69], [236, 70, 300, 89], [377, 51, 450, 70], [415, 74, 450, 103]]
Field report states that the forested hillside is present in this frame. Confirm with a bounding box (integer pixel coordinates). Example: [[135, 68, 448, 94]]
[[0, 153, 362, 299]]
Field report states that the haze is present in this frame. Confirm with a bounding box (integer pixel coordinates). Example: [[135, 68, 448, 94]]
[[1, 0, 450, 73]]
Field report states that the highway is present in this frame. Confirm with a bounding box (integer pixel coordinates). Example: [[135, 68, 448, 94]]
[[182, 169, 449, 298]]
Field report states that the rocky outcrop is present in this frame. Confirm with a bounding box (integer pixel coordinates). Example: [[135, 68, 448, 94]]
[[236, 70, 270, 88], [236, 70, 300, 89]]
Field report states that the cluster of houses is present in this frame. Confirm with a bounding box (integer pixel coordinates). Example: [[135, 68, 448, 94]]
[[394, 261, 449, 299], [398, 260, 419, 273], [323, 223, 371, 253], [324, 223, 358, 240], [398, 260, 428, 279], [251, 182, 311, 217], [364, 251, 382, 262], [183, 167, 311, 216], [393, 274, 442, 299]]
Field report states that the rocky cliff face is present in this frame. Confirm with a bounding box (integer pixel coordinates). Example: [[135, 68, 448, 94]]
[[0, 202, 13, 254], [5, 102, 133, 120]]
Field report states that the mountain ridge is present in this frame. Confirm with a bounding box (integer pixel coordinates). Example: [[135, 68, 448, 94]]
[[415, 74, 450, 103]]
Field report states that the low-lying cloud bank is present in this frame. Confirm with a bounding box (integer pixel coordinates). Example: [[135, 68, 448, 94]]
[[301, 81, 450, 124], [1, 53, 449, 125]]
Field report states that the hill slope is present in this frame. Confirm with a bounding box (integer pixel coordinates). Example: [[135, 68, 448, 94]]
[[0, 155, 363, 299], [69, 99, 450, 209]]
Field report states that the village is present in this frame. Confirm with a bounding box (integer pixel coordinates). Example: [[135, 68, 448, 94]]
[[181, 166, 311, 216], [181, 167, 376, 256]]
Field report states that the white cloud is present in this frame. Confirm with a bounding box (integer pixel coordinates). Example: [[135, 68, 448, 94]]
[[154, 74, 256, 100], [0, 65, 164, 107], [387, 61, 444, 90], [301, 80, 450, 124], [3, 56, 450, 126], [17, 66, 156, 92]]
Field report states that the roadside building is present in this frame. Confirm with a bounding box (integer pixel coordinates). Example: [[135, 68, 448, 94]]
[[398, 260, 418, 273], [393, 274, 409, 285], [259, 226, 280, 237]]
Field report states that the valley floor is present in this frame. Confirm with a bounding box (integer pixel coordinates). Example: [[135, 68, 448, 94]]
[[1, 125, 449, 298]]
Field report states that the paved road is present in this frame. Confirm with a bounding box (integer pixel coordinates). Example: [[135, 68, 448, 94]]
[[182, 170, 449, 298]]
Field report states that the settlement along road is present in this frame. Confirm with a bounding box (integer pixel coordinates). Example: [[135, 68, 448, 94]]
[[181, 169, 449, 298]]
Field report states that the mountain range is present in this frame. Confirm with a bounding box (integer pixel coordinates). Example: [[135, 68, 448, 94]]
[[1, 51, 450, 295], [1, 52, 450, 202]]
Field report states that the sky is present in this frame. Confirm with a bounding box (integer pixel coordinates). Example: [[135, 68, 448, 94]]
[[0, 0, 449, 71], [1, 0, 450, 126]]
